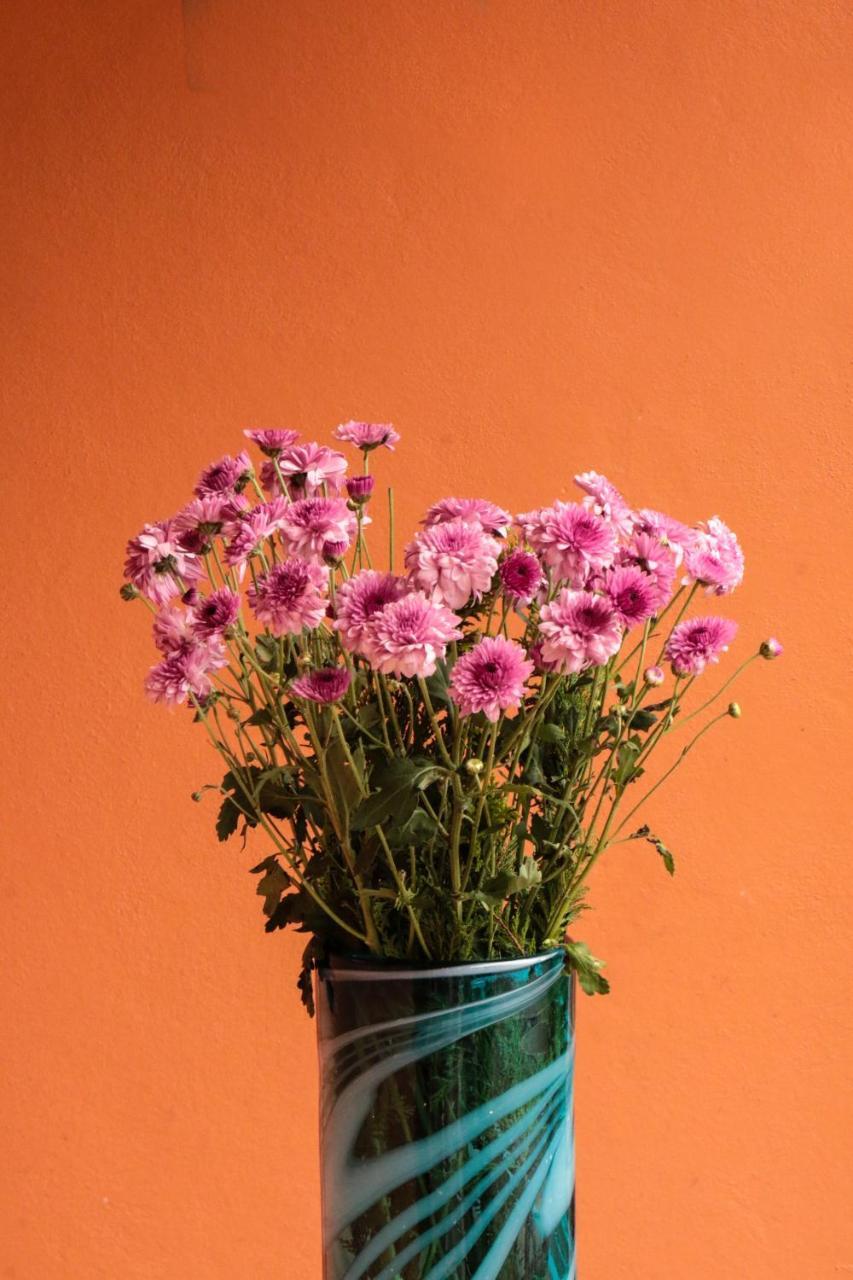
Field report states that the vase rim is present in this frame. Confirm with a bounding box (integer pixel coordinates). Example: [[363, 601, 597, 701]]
[[319, 948, 564, 982]]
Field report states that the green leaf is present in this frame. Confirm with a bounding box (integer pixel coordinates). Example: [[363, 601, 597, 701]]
[[350, 758, 447, 832], [475, 858, 543, 906], [216, 795, 242, 842], [244, 706, 274, 727], [425, 661, 452, 708], [387, 806, 439, 849], [538, 723, 566, 745], [630, 825, 676, 875], [564, 940, 610, 996]]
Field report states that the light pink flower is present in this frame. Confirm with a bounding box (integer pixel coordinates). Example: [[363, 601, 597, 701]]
[[124, 521, 203, 605], [279, 497, 357, 564], [276, 442, 348, 497], [423, 498, 512, 538], [243, 428, 300, 456], [290, 666, 352, 704], [529, 639, 560, 674], [644, 665, 665, 686], [247, 559, 328, 635], [664, 616, 738, 676], [498, 549, 544, 605], [194, 451, 252, 498], [632, 509, 694, 564], [333, 421, 400, 451], [333, 570, 409, 653], [363, 591, 462, 678], [224, 498, 288, 565], [684, 517, 745, 595], [574, 471, 634, 536], [153, 604, 195, 655], [173, 495, 232, 547], [538, 589, 624, 674], [760, 637, 783, 659], [603, 565, 659, 628], [618, 532, 677, 610], [192, 588, 240, 637], [450, 637, 534, 722], [145, 638, 227, 705], [404, 518, 500, 610], [516, 502, 617, 587]]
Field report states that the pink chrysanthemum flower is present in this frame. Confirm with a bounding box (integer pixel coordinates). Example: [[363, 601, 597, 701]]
[[247, 559, 328, 635], [290, 666, 352, 704], [333, 421, 400, 451], [529, 639, 560, 674], [538, 589, 624, 674], [404, 518, 500, 610], [664, 616, 738, 677], [333, 570, 408, 653], [423, 498, 512, 538], [498, 549, 544, 605], [173, 495, 234, 548], [192, 588, 240, 637], [145, 638, 227, 705], [224, 498, 288, 565], [153, 604, 195, 655], [279, 497, 357, 564], [684, 516, 745, 596], [516, 502, 617, 587], [450, 636, 534, 722], [632, 509, 694, 564], [603, 565, 659, 628], [363, 592, 461, 678], [194, 451, 252, 498], [276, 442, 347, 497], [243, 428, 300, 456], [574, 471, 634, 537], [618, 531, 677, 610], [124, 520, 203, 605]]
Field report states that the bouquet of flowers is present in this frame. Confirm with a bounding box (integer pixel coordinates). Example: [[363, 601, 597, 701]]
[[122, 423, 781, 1009]]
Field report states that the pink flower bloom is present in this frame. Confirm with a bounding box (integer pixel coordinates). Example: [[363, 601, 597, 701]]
[[618, 531, 677, 610], [194, 451, 252, 498], [174, 495, 232, 544], [450, 637, 534, 722], [684, 516, 745, 596], [632, 509, 694, 564], [423, 498, 512, 538], [760, 637, 783, 659], [124, 521, 203, 605], [404, 518, 500, 610], [528, 639, 560, 674], [603, 564, 659, 628], [516, 502, 617, 587], [279, 497, 357, 564], [538, 589, 624, 674], [224, 498, 288, 565], [644, 665, 665, 686], [243, 428, 300, 456], [276, 442, 347, 497], [247, 558, 328, 635], [363, 591, 462, 678], [290, 666, 352, 704], [333, 421, 400, 451], [665, 616, 738, 677], [145, 638, 227, 705], [498, 549, 544, 605], [192, 588, 240, 637], [574, 471, 634, 536], [333, 570, 409, 653], [153, 604, 195, 654]]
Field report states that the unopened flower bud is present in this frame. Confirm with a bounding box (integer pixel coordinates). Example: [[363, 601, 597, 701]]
[[644, 665, 665, 686], [760, 637, 783, 660], [323, 539, 349, 566], [728, 702, 742, 718], [465, 759, 484, 776], [119, 582, 138, 601], [345, 474, 376, 505], [182, 587, 201, 607]]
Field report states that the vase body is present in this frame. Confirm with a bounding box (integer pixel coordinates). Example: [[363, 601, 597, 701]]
[[316, 950, 575, 1280]]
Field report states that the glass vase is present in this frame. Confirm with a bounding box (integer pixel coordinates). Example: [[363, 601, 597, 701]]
[[316, 950, 575, 1279]]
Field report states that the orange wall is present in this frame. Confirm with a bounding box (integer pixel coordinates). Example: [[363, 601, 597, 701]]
[[1, 2, 851, 1276]]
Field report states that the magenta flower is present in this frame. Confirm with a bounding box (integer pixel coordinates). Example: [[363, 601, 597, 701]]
[[684, 517, 745, 596], [194, 451, 252, 498], [243, 428, 300, 456], [574, 471, 634, 536], [632, 509, 694, 564], [618, 532, 677, 610], [247, 558, 328, 635], [498, 549, 544, 605], [277, 442, 347, 497], [153, 604, 195, 655], [760, 637, 783, 659], [290, 666, 352, 704], [145, 638, 227, 705], [224, 498, 288, 565], [450, 637, 534, 722], [664, 616, 738, 677], [346, 475, 376, 504], [192, 588, 240, 637], [423, 498, 512, 538], [333, 570, 409, 653], [404, 518, 500, 610], [538, 589, 624, 674], [279, 497, 357, 564], [516, 502, 617, 587], [124, 520, 203, 605], [333, 421, 400, 451], [363, 592, 462, 678], [644, 665, 665, 686], [603, 565, 659, 628], [174, 494, 233, 545]]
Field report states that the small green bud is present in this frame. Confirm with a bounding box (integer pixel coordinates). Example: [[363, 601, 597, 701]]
[[728, 701, 742, 718], [465, 759, 485, 776], [119, 582, 138, 601]]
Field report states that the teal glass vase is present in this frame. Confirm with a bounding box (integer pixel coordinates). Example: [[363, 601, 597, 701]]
[[316, 950, 575, 1279]]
